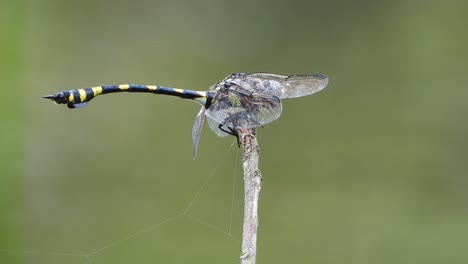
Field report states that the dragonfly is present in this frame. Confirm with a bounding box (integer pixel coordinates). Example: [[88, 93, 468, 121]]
[[43, 72, 329, 158]]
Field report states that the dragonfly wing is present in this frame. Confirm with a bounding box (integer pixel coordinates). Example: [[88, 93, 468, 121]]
[[205, 85, 282, 129], [243, 73, 328, 99], [206, 115, 230, 137], [192, 107, 206, 159]]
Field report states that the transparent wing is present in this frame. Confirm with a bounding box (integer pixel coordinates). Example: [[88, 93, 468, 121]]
[[192, 107, 205, 159], [205, 85, 282, 129], [206, 115, 230, 137], [240, 73, 328, 99]]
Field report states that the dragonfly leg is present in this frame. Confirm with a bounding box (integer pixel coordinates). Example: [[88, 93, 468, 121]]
[[218, 124, 240, 148]]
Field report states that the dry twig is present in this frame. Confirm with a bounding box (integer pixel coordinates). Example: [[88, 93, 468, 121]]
[[238, 128, 262, 264]]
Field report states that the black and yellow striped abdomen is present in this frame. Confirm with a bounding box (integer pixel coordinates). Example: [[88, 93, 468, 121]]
[[43, 84, 212, 108]]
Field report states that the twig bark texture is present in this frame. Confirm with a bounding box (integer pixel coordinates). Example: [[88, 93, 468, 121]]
[[238, 129, 262, 264]]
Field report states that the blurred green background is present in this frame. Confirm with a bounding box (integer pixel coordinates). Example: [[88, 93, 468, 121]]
[[1, 0, 468, 263]]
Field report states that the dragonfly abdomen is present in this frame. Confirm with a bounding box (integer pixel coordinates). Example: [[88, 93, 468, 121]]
[[43, 84, 209, 108]]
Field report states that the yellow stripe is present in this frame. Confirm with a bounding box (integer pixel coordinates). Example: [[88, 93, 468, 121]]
[[147, 85, 157, 90], [92, 86, 103, 96], [68, 93, 74, 102], [193, 91, 207, 105], [79, 89, 87, 102], [173, 88, 184, 94], [119, 84, 130, 90]]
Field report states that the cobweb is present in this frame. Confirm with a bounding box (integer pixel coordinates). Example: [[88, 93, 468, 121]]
[[0, 143, 243, 264]]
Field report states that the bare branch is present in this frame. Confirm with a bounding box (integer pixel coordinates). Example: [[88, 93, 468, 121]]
[[238, 128, 262, 264]]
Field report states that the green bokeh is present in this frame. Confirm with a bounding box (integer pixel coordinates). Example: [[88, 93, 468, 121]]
[[0, 1, 25, 263], [1, 0, 468, 263]]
